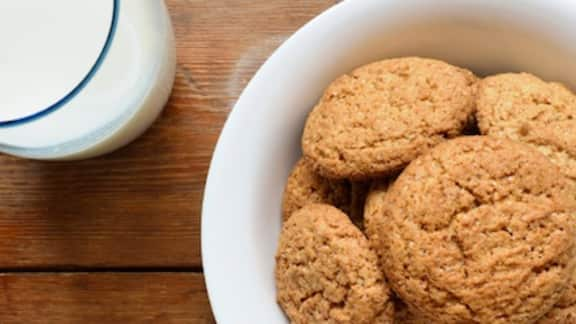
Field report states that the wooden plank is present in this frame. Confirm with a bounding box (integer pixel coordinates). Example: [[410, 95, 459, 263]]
[[0, 0, 336, 269], [0, 273, 214, 324]]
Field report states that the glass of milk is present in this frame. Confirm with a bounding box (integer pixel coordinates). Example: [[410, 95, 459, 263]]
[[0, 0, 176, 160]]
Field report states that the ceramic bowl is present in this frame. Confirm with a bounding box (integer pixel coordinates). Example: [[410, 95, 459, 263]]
[[202, 0, 576, 322]]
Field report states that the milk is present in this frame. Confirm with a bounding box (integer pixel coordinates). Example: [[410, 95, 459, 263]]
[[0, 0, 176, 160]]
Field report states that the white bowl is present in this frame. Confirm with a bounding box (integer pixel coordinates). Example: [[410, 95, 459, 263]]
[[202, 0, 576, 322]]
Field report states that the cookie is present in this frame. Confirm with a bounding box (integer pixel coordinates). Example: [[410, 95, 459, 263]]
[[537, 271, 576, 323], [282, 158, 351, 220], [369, 136, 576, 323], [275, 204, 394, 324], [476, 73, 576, 182], [364, 180, 394, 241], [302, 57, 477, 180]]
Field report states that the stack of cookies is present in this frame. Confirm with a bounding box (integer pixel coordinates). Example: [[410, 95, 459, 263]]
[[275, 57, 576, 324]]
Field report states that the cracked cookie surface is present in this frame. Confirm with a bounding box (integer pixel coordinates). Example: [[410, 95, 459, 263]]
[[282, 158, 351, 220], [476, 73, 576, 183], [302, 57, 477, 180], [275, 204, 394, 324], [370, 136, 576, 324]]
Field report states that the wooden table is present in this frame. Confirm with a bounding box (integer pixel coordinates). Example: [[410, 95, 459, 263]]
[[0, 1, 337, 323]]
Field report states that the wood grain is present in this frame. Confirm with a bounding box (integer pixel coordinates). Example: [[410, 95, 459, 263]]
[[0, 0, 337, 269], [0, 273, 214, 323], [0, 1, 338, 322]]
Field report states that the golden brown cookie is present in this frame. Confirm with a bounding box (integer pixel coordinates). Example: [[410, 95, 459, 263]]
[[537, 270, 576, 323], [476, 73, 576, 182], [275, 204, 394, 324], [364, 179, 394, 242], [302, 57, 477, 180], [369, 136, 576, 324], [282, 158, 351, 220]]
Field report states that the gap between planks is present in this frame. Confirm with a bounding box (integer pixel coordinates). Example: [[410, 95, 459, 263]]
[[0, 266, 203, 274]]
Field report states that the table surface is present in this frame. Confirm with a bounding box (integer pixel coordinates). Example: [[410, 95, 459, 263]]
[[0, 1, 338, 323]]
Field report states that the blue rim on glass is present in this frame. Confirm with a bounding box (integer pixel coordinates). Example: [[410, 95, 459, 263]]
[[0, 0, 120, 128]]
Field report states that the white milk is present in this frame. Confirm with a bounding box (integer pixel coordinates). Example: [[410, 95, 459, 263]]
[[0, 0, 176, 160]]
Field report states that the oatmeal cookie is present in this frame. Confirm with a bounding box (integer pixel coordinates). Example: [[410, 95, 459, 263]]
[[371, 136, 576, 323], [302, 57, 477, 179], [476, 73, 576, 182], [276, 204, 394, 323], [282, 158, 351, 220]]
